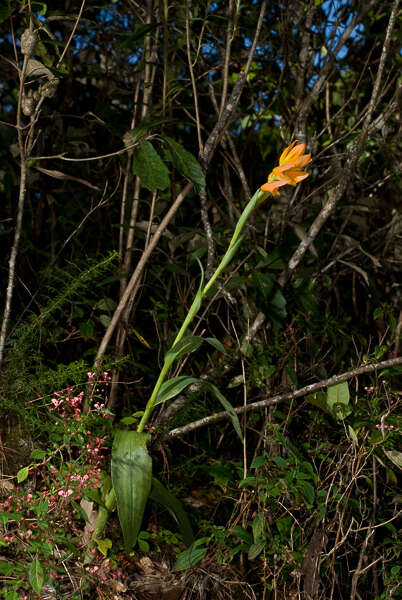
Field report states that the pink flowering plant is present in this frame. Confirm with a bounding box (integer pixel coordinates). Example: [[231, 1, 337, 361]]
[[0, 369, 119, 597]]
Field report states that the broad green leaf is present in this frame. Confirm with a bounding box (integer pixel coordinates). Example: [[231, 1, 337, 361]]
[[17, 466, 29, 483], [348, 425, 358, 444], [120, 416, 141, 425], [250, 455, 268, 469], [28, 557, 44, 595], [163, 136, 205, 194], [0, 561, 16, 575], [83, 485, 104, 507], [306, 391, 331, 415], [155, 376, 200, 406], [383, 449, 402, 470], [149, 477, 194, 546], [99, 314, 111, 327], [95, 537, 112, 556], [327, 381, 349, 408], [80, 321, 94, 339], [251, 512, 264, 542], [30, 449, 46, 460], [269, 288, 287, 321], [132, 140, 170, 191], [203, 382, 243, 443], [327, 381, 351, 419], [2, 590, 19, 600], [248, 539, 265, 560], [229, 525, 253, 545], [165, 336, 204, 363], [272, 456, 288, 469], [204, 337, 226, 354], [298, 480, 315, 505], [111, 430, 152, 552], [172, 541, 208, 571], [94, 297, 117, 311]]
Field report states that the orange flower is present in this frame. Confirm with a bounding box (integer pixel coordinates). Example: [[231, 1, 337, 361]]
[[261, 141, 311, 195]]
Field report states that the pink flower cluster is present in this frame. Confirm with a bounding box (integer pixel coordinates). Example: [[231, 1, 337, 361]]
[[84, 558, 113, 581], [375, 423, 396, 431], [364, 385, 375, 393], [50, 389, 84, 420]]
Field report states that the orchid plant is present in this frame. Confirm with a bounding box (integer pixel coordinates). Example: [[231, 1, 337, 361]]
[[90, 141, 312, 557]]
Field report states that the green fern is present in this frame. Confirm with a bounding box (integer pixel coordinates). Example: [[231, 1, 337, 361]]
[[0, 252, 118, 425]]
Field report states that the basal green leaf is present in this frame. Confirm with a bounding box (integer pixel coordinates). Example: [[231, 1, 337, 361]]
[[149, 477, 194, 546], [111, 430, 152, 552]]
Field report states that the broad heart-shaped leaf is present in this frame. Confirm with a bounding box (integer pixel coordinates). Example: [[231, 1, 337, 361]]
[[17, 465, 29, 483], [163, 136, 205, 194], [155, 375, 200, 406], [149, 477, 194, 546], [172, 539, 209, 571], [28, 557, 44, 595], [165, 336, 204, 364], [132, 140, 170, 191], [203, 382, 243, 443], [327, 381, 351, 420], [111, 430, 152, 553], [306, 391, 330, 415]]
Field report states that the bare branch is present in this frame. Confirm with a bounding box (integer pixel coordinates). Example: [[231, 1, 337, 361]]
[[279, 0, 400, 288], [96, 183, 194, 360], [200, 1, 265, 168], [167, 356, 402, 438]]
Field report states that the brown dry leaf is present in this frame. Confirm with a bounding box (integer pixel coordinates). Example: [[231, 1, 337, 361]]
[[35, 166, 100, 190], [0, 478, 15, 496], [79, 499, 98, 545]]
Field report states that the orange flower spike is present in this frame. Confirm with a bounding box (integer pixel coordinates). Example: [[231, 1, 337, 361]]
[[279, 141, 309, 166], [261, 141, 312, 195], [260, 178, 289, 195]]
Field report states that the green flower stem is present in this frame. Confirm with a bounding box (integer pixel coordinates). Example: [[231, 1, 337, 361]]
[[203, 189, 263, 296], [136, 188, 265, 433], [137, 358, 173, 433]]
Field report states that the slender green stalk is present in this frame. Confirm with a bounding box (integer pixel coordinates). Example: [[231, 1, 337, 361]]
[[136, 188, 265, 433], [137, 359, 173, 432]]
